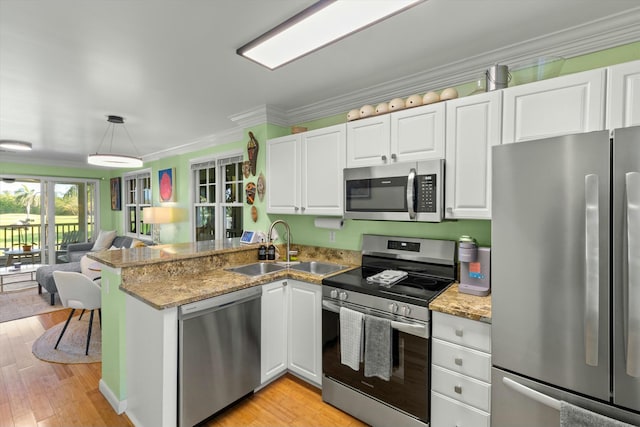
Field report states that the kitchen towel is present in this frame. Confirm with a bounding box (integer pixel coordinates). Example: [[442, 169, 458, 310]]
[[364, 314, 392, 381], [560, 401, 633, 427], [340, 307, 364, 371]]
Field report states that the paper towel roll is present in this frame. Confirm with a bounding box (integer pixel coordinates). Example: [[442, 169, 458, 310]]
[[314, 217, 344, 230]]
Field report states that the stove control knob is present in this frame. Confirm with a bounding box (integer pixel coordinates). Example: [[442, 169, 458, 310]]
[[338, 291, 348, 301], [330, 289, 338, 299], [401, 305, 411, 316], [389, 303, 398, 313]]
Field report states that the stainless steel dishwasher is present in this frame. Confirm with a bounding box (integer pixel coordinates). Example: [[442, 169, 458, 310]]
[[178, 286, 261, 427]]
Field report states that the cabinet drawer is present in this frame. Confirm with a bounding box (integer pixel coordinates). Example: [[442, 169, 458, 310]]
[[432, 338, 491, 382], [432, 365, 491, 412], [432, 311, 491, 352], [431, 391, 490, 427]]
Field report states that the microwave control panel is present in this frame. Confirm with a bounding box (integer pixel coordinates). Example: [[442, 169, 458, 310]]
[[416, 174, 436, 212]]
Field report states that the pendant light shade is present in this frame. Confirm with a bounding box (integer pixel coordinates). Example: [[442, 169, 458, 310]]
[[88, 115, 143, 168], [0, 140, 32, 151]]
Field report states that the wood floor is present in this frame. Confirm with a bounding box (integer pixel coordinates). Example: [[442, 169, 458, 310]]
[[0, 309, 368, 427]]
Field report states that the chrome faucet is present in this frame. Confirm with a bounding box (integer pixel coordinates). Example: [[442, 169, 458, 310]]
[[268, 219, 291, 264]]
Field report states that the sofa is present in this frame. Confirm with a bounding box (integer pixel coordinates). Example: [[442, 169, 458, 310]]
[[36, 235, 144, 305]]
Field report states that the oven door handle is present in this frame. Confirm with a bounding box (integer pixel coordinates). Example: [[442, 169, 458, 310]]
[[322, 300, 429, 339]]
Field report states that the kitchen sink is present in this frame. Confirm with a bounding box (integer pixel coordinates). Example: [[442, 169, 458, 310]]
[[289, 261, 345, 276], [226, 262, 286, 277]]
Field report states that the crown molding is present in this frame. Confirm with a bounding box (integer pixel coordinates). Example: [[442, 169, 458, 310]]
[[283, 7, 640, 124], [228, 105, 289, 128], [142, 127, 244, 162]]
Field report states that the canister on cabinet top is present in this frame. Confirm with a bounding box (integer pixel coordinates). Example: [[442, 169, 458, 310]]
[[486, 64, 510, 91]]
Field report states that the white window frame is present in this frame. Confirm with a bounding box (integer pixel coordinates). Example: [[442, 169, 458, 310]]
[[190, 151, 244, 242], [123, 169, 152, 239]]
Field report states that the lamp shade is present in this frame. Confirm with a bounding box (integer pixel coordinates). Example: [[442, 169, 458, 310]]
[[143, 207, 177, 224]]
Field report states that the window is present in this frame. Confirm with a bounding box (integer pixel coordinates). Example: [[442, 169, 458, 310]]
[[123, 170, 152, 239], [191, 153, 244, 242]]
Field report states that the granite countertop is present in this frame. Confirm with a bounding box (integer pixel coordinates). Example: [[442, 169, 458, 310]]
[[429, 283, 492, 323], [88, 240, 360, 310], [119, 265, 356, 310], [87, 239, 254, 269]]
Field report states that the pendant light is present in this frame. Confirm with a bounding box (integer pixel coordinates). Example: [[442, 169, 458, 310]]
[[0, 140, 32, 151], [88, 115, 143, 168]]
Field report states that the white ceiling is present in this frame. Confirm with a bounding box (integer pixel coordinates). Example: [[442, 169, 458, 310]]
[[1, 0, 640, 168]]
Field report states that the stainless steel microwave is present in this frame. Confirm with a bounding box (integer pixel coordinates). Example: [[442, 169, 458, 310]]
[[343, 159, 444, 222]]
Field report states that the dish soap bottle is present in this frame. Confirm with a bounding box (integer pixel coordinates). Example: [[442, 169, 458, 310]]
[[258, 239, 267, 260], [267, 242, 276, 260]]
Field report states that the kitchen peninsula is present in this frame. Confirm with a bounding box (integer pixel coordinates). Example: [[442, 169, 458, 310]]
[[87, 239, 360, 427]]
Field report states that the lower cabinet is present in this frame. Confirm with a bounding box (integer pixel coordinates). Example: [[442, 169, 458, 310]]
[[431, 311, 492, 427], [261, 279, 322, 387]]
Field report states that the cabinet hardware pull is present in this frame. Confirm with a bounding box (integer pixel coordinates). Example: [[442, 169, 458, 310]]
[[391, 153, 397, 160], [454, 385, 462, 394], [455, 329, 463, 337], [454, 357, 463, 366]]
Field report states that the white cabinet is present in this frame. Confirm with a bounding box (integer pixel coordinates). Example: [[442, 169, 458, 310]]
[[607, 59, 640, 129], [266, 124, 345, 216], [445, 91, 502, 219], [502, 68, 606, 143], [431, 311, 492, 427], [260, 280, 322, 387], [288, 280, 322, 386], [261, 280, 288, 384], [346, 103, 445, 168]]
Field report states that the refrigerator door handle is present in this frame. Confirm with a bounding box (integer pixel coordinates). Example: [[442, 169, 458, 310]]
[[625, 172, 640, 377], [585, 174, 600, 367], [502, 377, 560, 411]]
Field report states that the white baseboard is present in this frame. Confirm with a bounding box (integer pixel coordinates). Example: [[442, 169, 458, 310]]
[[99, 379, 127, 415]]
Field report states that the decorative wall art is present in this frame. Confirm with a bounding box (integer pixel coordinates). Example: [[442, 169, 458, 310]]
[[245, 182, 256, 205], [257, 173, 265, 202], [251, 206, 258, 222], [247, 131, 259, 176], [110, 177, 121, 211], [159, 167, 176, 202], [242, 161, 251, 178]]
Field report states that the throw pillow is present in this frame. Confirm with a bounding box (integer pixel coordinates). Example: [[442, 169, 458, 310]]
[[80, 255, 101, 281], [92, 230, 117, 251], [129, 238, 146, 248]]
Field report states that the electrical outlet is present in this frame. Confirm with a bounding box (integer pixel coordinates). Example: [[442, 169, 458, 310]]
[[329, 231, 336, 242]]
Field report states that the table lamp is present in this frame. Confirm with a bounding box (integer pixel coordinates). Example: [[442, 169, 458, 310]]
[[143, 207, 178, 244]]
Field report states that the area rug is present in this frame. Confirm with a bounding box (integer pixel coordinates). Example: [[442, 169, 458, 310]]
[[0, 283, 63, 323], [32, 312, 101, 364]]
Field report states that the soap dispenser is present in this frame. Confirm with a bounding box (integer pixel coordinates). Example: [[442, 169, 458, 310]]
[[267, 242, 276, 260], [258, 239, 267, 260]]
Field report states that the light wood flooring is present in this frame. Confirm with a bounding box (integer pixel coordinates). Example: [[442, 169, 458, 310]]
[[0, 309, 368, 427]]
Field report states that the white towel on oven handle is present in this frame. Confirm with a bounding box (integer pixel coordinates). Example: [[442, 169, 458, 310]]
[[340, 306, 364, 371]]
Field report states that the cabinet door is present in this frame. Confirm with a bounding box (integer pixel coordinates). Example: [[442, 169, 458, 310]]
[[445, 91, 502, 219], [288, 280, 322, 386], [346, 115, 390, 167], [502, 68, 605, 143], [391, 102, 445, 161], [261, 281, 288, 384], [266, 134, 300, 214], [607, 59, 640, 129], [301, 124, 346, 216]]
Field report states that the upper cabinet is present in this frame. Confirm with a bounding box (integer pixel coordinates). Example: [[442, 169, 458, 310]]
[[346, 103, 445, 168], [607, 59, 640, 129], [266, 124, 346, 216], [445, 91, 502, 220], [502, 68, 606, 143]]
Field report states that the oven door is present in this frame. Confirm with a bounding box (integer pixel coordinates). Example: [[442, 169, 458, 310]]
[[321, 298, 430, 423]]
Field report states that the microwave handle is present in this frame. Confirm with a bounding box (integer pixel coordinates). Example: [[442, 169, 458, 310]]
[[407, 168, 417, 220]]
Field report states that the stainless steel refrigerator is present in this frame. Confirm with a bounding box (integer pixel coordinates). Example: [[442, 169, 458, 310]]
[[491, 127, 640, 426]]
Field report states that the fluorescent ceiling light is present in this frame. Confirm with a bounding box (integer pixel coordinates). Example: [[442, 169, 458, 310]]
[[0, 140, 32, 151], [237, 0, 424, 70]]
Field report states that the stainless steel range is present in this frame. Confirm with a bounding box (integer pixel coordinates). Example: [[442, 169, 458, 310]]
[[321, 234, 456, 427]]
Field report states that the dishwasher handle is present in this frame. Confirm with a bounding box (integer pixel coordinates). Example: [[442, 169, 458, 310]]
[[180, 286, 262, 319]]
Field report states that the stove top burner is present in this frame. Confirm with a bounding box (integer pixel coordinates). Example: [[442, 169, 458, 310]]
[[366, 269, 408, 287]]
